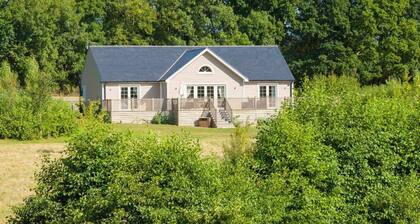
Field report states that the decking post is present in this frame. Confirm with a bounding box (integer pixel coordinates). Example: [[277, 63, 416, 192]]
[[177, 98, 181, 125]]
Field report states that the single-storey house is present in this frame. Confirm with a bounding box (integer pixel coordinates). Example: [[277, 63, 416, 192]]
[[81, 46, 295, 127]]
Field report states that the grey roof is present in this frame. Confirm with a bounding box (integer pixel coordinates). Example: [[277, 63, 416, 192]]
[[89, 46, 294, 82], [161, 48, 206, 80]]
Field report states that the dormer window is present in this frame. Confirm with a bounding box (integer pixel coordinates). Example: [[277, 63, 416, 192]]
[[199, 65, 212, 73]]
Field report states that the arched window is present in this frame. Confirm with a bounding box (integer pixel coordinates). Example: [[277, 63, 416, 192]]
[[199, 66, 212, 73]]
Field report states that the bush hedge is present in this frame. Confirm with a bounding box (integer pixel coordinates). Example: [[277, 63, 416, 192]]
[[0, 60, 78, 140], [0, 94, 78, 140], [10, 76, 419, 223]]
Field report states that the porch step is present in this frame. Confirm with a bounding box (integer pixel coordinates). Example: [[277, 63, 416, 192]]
[[218, 109, 232, 123], [216, 109, 234, 128]]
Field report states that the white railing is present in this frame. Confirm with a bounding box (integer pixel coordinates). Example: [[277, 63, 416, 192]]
[[102, 97, 289, 112], [102, 99, 174, 112], [226, 97, 288, 110], [178, 98, 209, 110]]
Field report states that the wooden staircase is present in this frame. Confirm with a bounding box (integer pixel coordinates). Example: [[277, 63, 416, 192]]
[[208, 99, 234, 128], [216, 109, 233, 128]]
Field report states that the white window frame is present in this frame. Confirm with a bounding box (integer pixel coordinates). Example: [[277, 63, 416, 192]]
[[119, 84, 141, 110], [182, 83, 227, 99], [258, 84, 278, 109], [197, 65, 214, 75], [258, 84, 277, 98]]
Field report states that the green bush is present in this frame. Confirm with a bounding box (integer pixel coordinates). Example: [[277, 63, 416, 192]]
[[0, 95, 78, 140], [223, 121, 253, 163], [0, 60, 78, 140], [254, 75, 419, 222], [10, 76, 419, 223], [151, 112, 171, 124], [79, 100, 111, 123], [10, 121, 265, 223]]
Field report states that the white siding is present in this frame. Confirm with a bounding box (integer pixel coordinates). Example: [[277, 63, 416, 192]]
[[81, 51, 102, 101], [166, 52, 244, 98], [166, 52, 293, 99], [243, 81, 292, 98], [105, 82, 161, 100], [111, 111, 158, 123]]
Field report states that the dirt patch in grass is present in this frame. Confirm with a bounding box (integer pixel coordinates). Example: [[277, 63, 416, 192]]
[[0, 143, 65, 223]]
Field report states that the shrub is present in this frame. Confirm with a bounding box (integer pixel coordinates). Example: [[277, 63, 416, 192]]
[[0, 95, 78, 140], [0, 60, 78, 140], [10, 75, 419, 223], [151, 112, 170, 124], [223, 121, 253, 163], [79, 100, 110, 123], [254, 75, 419, 222]]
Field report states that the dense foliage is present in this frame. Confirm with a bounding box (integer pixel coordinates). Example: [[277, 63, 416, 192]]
[[0, 60, 77, 140], [151, 112, 171, 124], [11, 76, 419, 223], [255, 76, 419, 222], [0, 0, 418, 89]]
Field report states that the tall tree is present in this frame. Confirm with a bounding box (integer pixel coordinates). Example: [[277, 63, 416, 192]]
[[0, 0, 418, 88], [104, 0, 156, 44]]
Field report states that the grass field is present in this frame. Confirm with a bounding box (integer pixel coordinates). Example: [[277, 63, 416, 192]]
[[0, 124, 256, 223]]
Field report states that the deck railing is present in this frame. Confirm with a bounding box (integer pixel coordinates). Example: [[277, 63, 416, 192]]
[[102, 99, 174, 112], [227, 97, 287, 110], [101, 97, 289, 112], [178, 98, 209, 110]]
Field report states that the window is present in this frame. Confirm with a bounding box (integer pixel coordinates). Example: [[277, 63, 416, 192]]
[[259, 85, 277, 108], [130, 87, 138, 109], [207, 86, 214, 98], [259, 86, 267, 98], [184, 85, 225, 99], [269, 86, 276, 97], [197, 86, 205, 98], [121, 87, 128, 109], [259, 85, 276, 98], [217, 86, 225, 98], [187, 86, 194, 98], [130, 87, 138, 99], [199, 66, 212, 73], [120, 86, 139, 110]]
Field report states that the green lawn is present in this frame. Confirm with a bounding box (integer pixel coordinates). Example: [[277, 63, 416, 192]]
[[111, 124, 257, 157], [0, 124, 257, 154]]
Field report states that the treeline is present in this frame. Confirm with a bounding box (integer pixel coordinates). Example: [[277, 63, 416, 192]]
[[0, 0, 418, 90], [11, 76, 419, 223]]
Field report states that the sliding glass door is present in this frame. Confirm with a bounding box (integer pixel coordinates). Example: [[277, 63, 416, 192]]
[[259, 85, 277, 108], [120, 86, 139, 110]]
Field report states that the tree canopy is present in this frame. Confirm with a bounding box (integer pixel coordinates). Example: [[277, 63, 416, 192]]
[[0, 0, 418, 89]]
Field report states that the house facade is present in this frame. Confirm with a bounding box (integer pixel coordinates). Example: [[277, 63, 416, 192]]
[[81, 46, 295, 127]]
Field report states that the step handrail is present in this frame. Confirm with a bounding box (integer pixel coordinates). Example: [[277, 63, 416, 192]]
[[208, 98, 217, 126], [224, 98, 233, 122]]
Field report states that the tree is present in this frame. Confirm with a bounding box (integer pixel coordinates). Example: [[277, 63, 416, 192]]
[[104, 0, 156, 45], [23, 57, 54, 113], [0, 61, 19, 92]]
